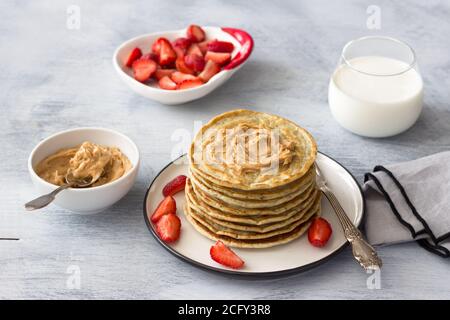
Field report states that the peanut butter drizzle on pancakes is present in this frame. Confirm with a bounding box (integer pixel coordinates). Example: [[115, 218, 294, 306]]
[[190, 109, 317, 190]]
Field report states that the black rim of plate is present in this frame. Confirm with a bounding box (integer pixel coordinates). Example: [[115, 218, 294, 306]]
[[143, 152, 366, 278]]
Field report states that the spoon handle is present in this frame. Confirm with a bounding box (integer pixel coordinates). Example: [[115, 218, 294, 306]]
[[321, 189, 382, 270], [315, 164, 382, 270], [24, 184, 71, 211]]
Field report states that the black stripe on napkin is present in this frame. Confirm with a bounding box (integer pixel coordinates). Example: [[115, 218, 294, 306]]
[[364, 172, 420, 237], [437, 231, 450, 243], [417, 239, 449, 258], [373, 166, 440, 243], [364, 169, 449, 258]]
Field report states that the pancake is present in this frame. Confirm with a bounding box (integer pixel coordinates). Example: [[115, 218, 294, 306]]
[[189, 109, 317, 190], [186, 179, 319, 225], [189, 164, 315, 200], [188, 205, 318, 240], [190, 178, 316, 216], [185, 190, 321, 233], [187, 195, 320, 237], [183, 109, 320, 249], [190, 166, 315, 208], [185, 204, 318, 248]]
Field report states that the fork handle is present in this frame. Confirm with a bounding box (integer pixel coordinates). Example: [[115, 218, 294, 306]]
[[321, 189, 382, 270]]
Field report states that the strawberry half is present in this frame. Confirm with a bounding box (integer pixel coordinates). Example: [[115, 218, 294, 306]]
[[150, 196, 176, 223], [178, 78, 204, 90], [186, 44, 203, 57], [158, 76, 177, 90], [173, 37, 192, 57], [308, 217, 333, 248], [151, 37, 165, 55], [205, 51, 231, 66], [171, 71, 198, 84], [173, 47, 184, 59], [132, 58, 157, 82], [187, 24, 206, 42], [207, 40, 234, 53], [197, 41, 209, 55], [158, 38, 177, 66], [141, 52, 159, 61], [175, 58, 195, 75], [184, 54, 205, 72], [124, 47, 142, 67], [198, 60, 221, 82], [210, 241, 244, 269], [162, 175, 187, 197], [154, 68, 176, 81], [155, 214, 181, 243]]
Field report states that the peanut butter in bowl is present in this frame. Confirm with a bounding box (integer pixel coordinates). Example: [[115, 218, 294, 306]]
[[35, 141, 132, 187]]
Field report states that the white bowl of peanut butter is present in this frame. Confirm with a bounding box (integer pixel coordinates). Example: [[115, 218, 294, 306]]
[[28, 128, 140, 214]]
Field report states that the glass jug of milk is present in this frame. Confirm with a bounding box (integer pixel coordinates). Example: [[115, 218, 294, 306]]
[[328, 36, 423, 138]]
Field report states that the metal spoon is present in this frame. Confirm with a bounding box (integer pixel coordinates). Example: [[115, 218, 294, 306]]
[[315, 164, 382, 270], [24, 172, 97, 211]]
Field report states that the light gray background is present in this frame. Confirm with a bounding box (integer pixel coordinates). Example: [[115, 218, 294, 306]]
[[1, 0, 449, 299]]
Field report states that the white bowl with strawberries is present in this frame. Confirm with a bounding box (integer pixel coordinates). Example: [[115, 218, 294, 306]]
[[113, 24, 254, 105]]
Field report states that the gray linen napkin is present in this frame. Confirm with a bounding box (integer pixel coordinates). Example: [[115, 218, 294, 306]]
[[363, 151, 450, 257]]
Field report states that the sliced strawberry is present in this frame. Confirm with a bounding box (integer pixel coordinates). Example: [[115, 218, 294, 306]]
[[210, 241, 244, 269], [151, 37, 165, 55], [173, 37, 192, 57], [132, 58, 157, 82], [205, 51, 231, 66], [155, 214, 181, 243], [154, 68, 176, 80], [198, 40, 209, 55], [173, 37, 192, 49], [158, 76, 177, 90], [207, 40, 234, 53], [178, 78, 204, 90], [141, 52, 159, 61], [175, 58, 195, 75], [171, 71, 197, 84], [187, 24, 206, 42], [184, 54, 205, 72], [173, 47, 184, 59], [124, 47, 142, 67], [162, 175, 187, 197], [150, 196, 176, 223], [308, 217, 333, 248], [186, 43, 203, 57], [152, 42, 161, 55], [158, 38, 177, 66], [198, 60, 221, 82]]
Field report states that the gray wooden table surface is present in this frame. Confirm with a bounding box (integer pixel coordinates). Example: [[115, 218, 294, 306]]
[[1, 0, 449, 299]]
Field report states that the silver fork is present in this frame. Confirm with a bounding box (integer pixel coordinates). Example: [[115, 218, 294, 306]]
[[315, 164, 382, 270]]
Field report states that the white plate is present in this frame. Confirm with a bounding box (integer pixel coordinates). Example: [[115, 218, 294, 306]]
[[143, 152, 364, 276]]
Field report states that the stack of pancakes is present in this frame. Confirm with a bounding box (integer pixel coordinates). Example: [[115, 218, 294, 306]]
[[184, 109, 321, 248]]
